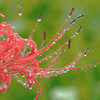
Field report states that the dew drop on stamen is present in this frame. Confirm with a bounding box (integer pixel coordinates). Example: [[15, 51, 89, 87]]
[[29, 87, 32, 90], [50, 56, 52, 58], [67, 69, 69, 71], [55, 74, 57, 76], [22, 75, 25, 77], [12, 26, 15, 29], [33, 81, 35, 84], [37, 19, 42, 22], [21, 81, 24, 84], [63, 29, 66, 33], [55, 52, 57, 54], [64, 70, 67, 73], [68, 65, 71, 68], [56, 70, 59, 73], [53, 42, 55, 44], [84, 54, 87, 56], [17, 79, 21, 82], [72, 65, 75, 67], [73, 62, 75, 65], [19, 13, 22, 16], [23, 83, 26, 86], [76, 32, 78, 34], [64, 49, 66, 52]]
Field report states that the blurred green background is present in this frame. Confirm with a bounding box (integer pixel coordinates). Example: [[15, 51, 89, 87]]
[[0, 0, 100, 100]]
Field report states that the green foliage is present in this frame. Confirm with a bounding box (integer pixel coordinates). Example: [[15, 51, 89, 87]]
[[0, 0, 100, 100]]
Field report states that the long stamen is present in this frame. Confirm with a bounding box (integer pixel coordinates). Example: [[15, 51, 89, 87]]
[[39, 31, 46, 50], [34, 15, 83, 59], [12, 4, 22, 33], [34, 8, 74, 55], [34, 26, 81, 63], [29, 13, 41, 40]]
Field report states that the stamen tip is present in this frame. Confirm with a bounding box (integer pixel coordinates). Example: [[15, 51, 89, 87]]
[[44, 31, 46, 40], [84, 48, 89, 54], [77, 26, 81, 33], [69, 8, 74, 16], [68, 39, 71, 48], [77, 14, 84, 18]]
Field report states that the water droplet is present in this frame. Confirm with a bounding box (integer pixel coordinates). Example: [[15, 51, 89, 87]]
[[68, 65, 71, 68], [64, 49, 66, 52], [17, 79, 21, 82], [64, 70, 67, 73], [55, 52, 57, 54], [33, 81, 35, 84], [37, 19, 42, 22], [56, 71, 59, 73], [2, 24, 6, 26], [53, 42, 55, 44], [63, 29, 66, 33], [67, 69, 69, 71], [55, 74, 57, 76], [84, 54, 87, 56], [73, 35, 75, 37], [29, 72, 32, 76], [47, 72, 50, 74], [94, 65, 96, 67], [3, 82, 8, 89], [72, 65, 75, 67], [76, 32, 78, 34], [19, 13, 22, 16], [66, 42, 68, 45], [3, 38, 5, 40], [21, 82, 24, 84], [50, 56, 52, 58], [11, 55, 13, 57], [27, 43, 29, 46], [22, 75, 25, 77], [12, 26, 15, 29], [29, 87, 32, 90], [3, 69, 7, 72]]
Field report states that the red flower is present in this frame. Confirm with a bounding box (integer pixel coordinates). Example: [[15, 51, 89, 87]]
[[0, 8, 100, 100]]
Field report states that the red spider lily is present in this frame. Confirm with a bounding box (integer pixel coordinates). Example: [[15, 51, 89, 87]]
[[0, 8, 100, 100]]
